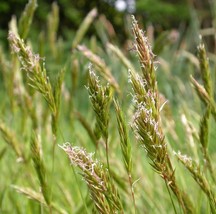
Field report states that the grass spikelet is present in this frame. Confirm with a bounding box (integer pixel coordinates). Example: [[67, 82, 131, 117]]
[[18, 0, 38, 40], [130, 16, 195, 214], [72, 8, 97, 49], [87, 64, 112, 140], [77, 45, 120, 92], [31, 134, 50, 206], [0, 121, 25, 162], [114, 99, 132, 174], [114, 99, 136, 212], [87, 65, 112, 171], [175, 151, 216, 213], [60, 143, 123, 214]]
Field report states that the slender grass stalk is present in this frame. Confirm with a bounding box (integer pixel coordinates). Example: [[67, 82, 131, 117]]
[[72, 8, 97, 49], [47, 2, 59, 58]]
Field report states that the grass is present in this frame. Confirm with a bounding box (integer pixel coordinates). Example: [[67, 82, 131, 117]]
[[0, 0, 216, 213]]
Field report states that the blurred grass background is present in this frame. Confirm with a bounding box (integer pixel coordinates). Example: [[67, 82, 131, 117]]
[[0, 0, 216, 213]]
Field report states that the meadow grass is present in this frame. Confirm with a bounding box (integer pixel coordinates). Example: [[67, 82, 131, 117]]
[[0, 0, 216, 213]]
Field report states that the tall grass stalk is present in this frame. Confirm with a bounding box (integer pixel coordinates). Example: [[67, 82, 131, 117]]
[[8, 29, 64, 210], [130, 15, 195, 213]]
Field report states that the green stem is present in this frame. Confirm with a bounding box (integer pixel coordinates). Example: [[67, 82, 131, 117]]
[[165, 180, 178, 214], [128, 174, 137, 214]]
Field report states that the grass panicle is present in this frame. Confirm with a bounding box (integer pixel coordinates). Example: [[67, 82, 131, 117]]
[[131, 15, 156, 92], [87, 64, 112, 140], [87, 65, 113, 173], [60, 143, 123, 214], [72, 8, 97, 49], [18, 0, 37, 40], [130, 16, 195, 214], [8, 31, 56, 116], [8, 31, 63, 136]]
